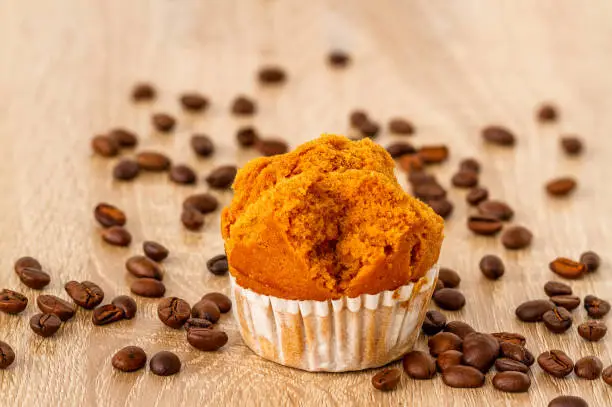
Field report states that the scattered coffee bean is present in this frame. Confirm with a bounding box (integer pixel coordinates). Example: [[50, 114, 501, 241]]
[[398, 154, 424, 173], [180, 93, 208, 111], [388, 118, 414, 135], [436, 350, 463, 372], [181, 208, 205, 231], [256, 138, 289, 157], [543, 307, 572, 333], [130, 278, 166, 298], [92, 304, 125, 325], [236, 127, 258, 147], [442, 365, 485, 388], [460, 158, 481, 173], [495, 358, 529, 373], [169, 164, 197, 185], [328, 50, 351, 67], [151, 113, 176, 132], [433, 288, 465, 311], [191, 300, 220, 323], [537, 104, 558, 122], [143, 241, 169, 262], [538, 350, 574, 378], [451, 170, 478, 188], [466, 187, 489, 206], [422, 310, 447, 336], [426, 198, 454, 219], [500, 342, 534, 366], [412, 183, 447, 201], [112, 346, 147, 372], [149, 351, 181, 376], [603, 365, 612, 386], [37, 295, 75, 321], [231, 96, 256, 115], [408, 170, 437, 186], [477, 200, 514, 221], [515, 299, 555, 322], [402, 350, 436, 379], [546, 177, 577, 196], [580, 251, 600, 272], [131, 83, 156, 101], [191, 134, 215, 157], [113, 159, 140, 181], [428, 332, 462, 356], [101, 226, 132, 247], [0, 341, 15, 369], [438, 268, 461, 288], [258, 66, 287, 84], [158, 297, 191, 329], [126, 256, 163, 280], [64, 281, 104, 309], [492, 371, 531, 393], [29, 313, 61, 337], [577, 320, 607, 342], [14, 256, 41, 274], [201, 292, 232, 313], [550, 295, 581, 311], [386, 142, 416, 158], [359, 120, 380, 138], [501, 226, 533, 249], [467, 215, 503, 235], [560, 136, 583, 156], [187, 328, 229, 351], [136, 151, 171, 172], [418, 145, 449, 164], [349, 110, 368, 127], [94, 203, 126, 228], [584, 295, 610, 318], [0, 289, 28, 314], [17, 267, 50, 290], [109, 128, 138, 148], [479, 255, 505, 280], [544, 281, 572, 296], [574, 356, 602, 380], [548, 396, 588, 407], [549, 257, 586, 279], [111, 295, 137, 319], [462, 332, 500, 372], [444, 321, 476, 339], [183, 193, 218, 214], [207, 254, 228, 276], [206, 165, 237, 189], [371, 368, 401, 391], [491, 332, 526, 346], [482, 126, 515, 146], [184, 318, 213, 331], [91, 135, 119, 157]]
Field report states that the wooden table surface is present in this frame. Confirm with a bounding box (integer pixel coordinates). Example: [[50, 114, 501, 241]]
[[1, 1, 612, 406]]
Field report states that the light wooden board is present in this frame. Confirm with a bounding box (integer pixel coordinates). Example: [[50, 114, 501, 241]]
[[1, 1, 611, 406]]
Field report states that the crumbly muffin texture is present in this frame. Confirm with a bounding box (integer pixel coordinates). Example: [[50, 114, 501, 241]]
[[222, 134, 444, 300]]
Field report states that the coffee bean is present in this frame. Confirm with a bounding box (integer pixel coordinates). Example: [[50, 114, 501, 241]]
[[0, 289, 28, 314], [482, 126, 515, 146], [29, 313, 61, 337], [191, 300, 220, 323], [258, 66, 287, 84], [184, 318, 213, 331], [501, 226, 533, 250], [418, 145, 449, 164], [158, 297, 191, 329], [256, 138, 289, 157], [328, 50, 351, 67], [109, 128, 138, 148], [479, 255, 505, 280], [544, 281, 572, 296], [580, 251, 600, 272], [477, 200, 514, 221], [111, 295, 137, 319], [492, 371, 531, 393], [206, 165, 237, 189], [538, 350, 574, 378], [408, 170, 437, 186], [183, 193, 218, 214], [428, 332, 462, 356], [150, 351, 181, 376], [359, 120, 380, 138], [201, 292, 232, 313], [549, 257, 586, 279], [560, 136, 583, 156], [371, 368, 401, 391], [577, 320, 607, 342], [546, 177, 577, 196], [101, 226, 132, 247], [143, 241, 169, 262], [190, 134, 215, 157], [402, 350, 436, 379], [515, 299, 555, 322], [398, 155, 424, 173], [94, 203, 126, 228], [467, 215, 503, 235], [386, 142, 416, 158], [207, 254, 228, 276], [132, 83, 156, 101], [14, 256, 41, 274], [64, 281, 104, 309], [17, 267, 50, 289], [422, 310, 446, 335], [236, 127, 258, 147], [574, 356, 602, 380], [180, 93, 208, 111], [433, 288, 465, 310], [130, 278, 166, 298], [151, 113, 176, 132], [187, 328, 229, 351], [548, 396, 588, 407], [444, 321, 476, 339], [348, 111, 368, 128], [412, 183, 447, 201], [603, 365, 612, 386], [136, 151, 171, 172], [92, 304, 125, 325], [169, 164, 197, 185], [537, 104, 558, 122], [388, 118, 414, 135], [91, 135, 119, 157], [112, 346, 147, 372], [113, 159, 140, 181], [459, 158, 481, 173], [442, 365, 485, 388], [547, 295, 580, 312], [438, 268, 460, 288], [426, 198, 454, 219], [126, 256, 163, 280], [491, 332, 526, 346], [462, 332, 500, 372], [181, 208, 205, 231], [543, 307, 572, 333], [451, 170, 478, 188], [231, 96, 256, 115], [500, 342, 534, 366], [436, 350, 463, 372], [0, 341, 15, 369], [37, 295, 75, 321], [584, 295, 610, 318], [466, 187, 489, 206], [495, 358, 529, 373]]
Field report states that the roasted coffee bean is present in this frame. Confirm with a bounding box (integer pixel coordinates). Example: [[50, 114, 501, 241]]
[[143, 241, 169, 262], [442, 365, 485, 388], [183, 193, 218, 214], [428, 332, 462, 356], [491, 332, 526, 346], [328, 50, 351, 67], [206, 165, 237, 189], [0, 289, 28, 314], [132, 83, 156, 101], [14, 256, 42, 274], [158, 297, 191, 329], [436, 350, 463, 372], [482, 126, 515, 146], [231, 96, 256, 115], [477, 200, 514, 221], [574, 356, 602, 380], [467, 215, 503, 235], [191, 300, 220, 323], [184, 318, 213, 331], [258, 66, 286, 84], [548, 396, 588, 407], [201, 292, 232, 313], [422, 310, 446, 335], [386, 142, 416, 158], [150, 351, 181, 376], [0, 341, 15, 369], [92, 304, 125, 325], [398, 155, 424, 173], [101, 226, 132, 247], [544, 281, 572, 296], [94, 203, 126, 228], [413, 183, 446, 201], [29, 313, 61, 337], [350, 110, 369, 127], [537, 103, 558, 122], [359, 120, 380, 138], [130, 278, 166, 298], [91, 135, 119, 157], [492, 371, 530, 393], [433, 288, 465, 311], [187, 328, 229, 351], [500, 342, 534, 366], [515, 299, 554, 322], [451, 170, 478, 188], [543, 307, 573, 333], [495, 358, 529, 373], [207, 254, 228, 276], [462, 332, 500, 372], [408, 170, 436, 186], [236, 127, 258, 147], [584, 295, 610, 318], [109, 128, 138, 148], [180, 93, 208, 111], [151, 113, 175, 132], [181, 208, 205, 231], [418, 145, 449, 164], [112, 346, 147, 372], [64, 281, 104, 309], [550, 295, 581, 311], [37, 295, 75, 321], [460, 158, 481, 173], [580, 251, 600, 272], [136, 151, 171, 172], [501, 226, 533, 250], [111, 295, 137, 319], [438, 268, 460, 288], [466, 187, 489, 206], [256, 138, 289, 157], [444, 321, 476, 339], [560, 136, 583, 156], [18, 267, 50, 289], [479, 255, 505, 280], [426, 198, 454, 219], [190, 134, 215, 157], [388, 118, 414, 135], [371, 368, 401, 391], [577, 320, 607, 342], [402, 350, 436, 379], [538, 350, 574, 378], [546, 177, 577, 196], [603, 365, 612, 386], [113, 159, 140, 181], [169, 164, 197, 185]]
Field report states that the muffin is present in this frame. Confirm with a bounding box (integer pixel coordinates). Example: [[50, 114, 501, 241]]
[[222, 134, 444, 371]]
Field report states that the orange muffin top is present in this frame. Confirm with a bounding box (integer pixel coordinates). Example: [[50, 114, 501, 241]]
[[222, 134, 444, 300]]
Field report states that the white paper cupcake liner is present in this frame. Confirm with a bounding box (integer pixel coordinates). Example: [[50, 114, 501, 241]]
[[230, 265, 439, 372]]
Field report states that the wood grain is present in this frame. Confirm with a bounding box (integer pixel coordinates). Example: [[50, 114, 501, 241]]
[[1, 1, 612, 406]]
